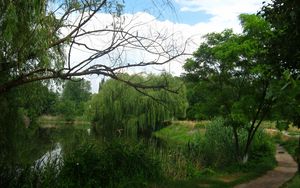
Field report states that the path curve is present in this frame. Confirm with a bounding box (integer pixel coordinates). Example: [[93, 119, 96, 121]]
[[235, 145, 297, 188]]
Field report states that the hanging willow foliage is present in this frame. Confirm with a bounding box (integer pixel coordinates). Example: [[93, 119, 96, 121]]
[[89, 73, 188, 137]]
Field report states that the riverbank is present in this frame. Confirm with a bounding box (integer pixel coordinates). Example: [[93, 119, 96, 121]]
[[38, 115, 91, 129]]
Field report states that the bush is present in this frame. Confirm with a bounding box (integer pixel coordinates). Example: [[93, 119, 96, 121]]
[[0, 159, 61, 188], [199, 118, 276, 169], [243, 129, 276, 173], [60, 140, 162, 187], [60, 143, 101, 187], [280, 138, 298, 159], [275, 120, 289, 132], [249, 129, 275, 161], [200, 118, 237, 167]]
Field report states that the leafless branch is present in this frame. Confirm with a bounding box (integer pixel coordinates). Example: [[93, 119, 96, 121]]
[[0, 0, 188, 94]]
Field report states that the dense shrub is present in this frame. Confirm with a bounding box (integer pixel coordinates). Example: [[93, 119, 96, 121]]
[[279, 138, 298, 159], [0, 159, 60, 188], [249, 130, 275, 161], [198, 118, 275, 168], [61, 140, 162, 187], [199, 118, 237, 167], [275, 120, 289, 132]]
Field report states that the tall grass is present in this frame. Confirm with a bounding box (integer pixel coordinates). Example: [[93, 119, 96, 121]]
[[0, 139, 162, 188]]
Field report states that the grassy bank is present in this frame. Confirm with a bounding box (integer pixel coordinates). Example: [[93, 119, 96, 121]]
[[153, 121, 207, 145], [38, 115, 91, 129], [152, 120, 277, 187]]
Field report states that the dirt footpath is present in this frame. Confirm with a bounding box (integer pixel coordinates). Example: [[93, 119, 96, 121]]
[[235, 145, 297, 188]]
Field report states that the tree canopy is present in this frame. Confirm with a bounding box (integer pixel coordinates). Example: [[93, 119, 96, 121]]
[[0, 0, 185, 94], [88, 73, 188, 137], [183, 14, 276, 162], [260, 0, 300, 75], [56, 79, 91, 120]]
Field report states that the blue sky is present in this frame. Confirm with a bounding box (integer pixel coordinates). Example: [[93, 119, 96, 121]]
[[121, 0, 268, 26], [123, 0, 213, 24]]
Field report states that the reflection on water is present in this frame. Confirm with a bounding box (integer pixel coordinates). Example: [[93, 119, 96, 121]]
[[21, 121, 92, 167], [35, 142, 62, 169], [28, 121, 166, 168]]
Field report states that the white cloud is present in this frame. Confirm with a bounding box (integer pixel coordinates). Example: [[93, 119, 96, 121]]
[[65, 1, 267, 92], [175, 0, 268, 32]]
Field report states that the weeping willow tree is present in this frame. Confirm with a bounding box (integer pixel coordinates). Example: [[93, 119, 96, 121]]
[[89, 73, 188, 138]]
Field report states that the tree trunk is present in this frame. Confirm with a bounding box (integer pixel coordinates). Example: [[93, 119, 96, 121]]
[[295, 136, 300, 174], [233, 127, 241, 162], [242, 153, 249, 164]]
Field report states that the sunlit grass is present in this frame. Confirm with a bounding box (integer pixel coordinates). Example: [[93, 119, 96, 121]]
[[259, 121, 276, 129], [153, 121, 206, 145], [38, 115, 91, 130], [154, 120, 295, 145]]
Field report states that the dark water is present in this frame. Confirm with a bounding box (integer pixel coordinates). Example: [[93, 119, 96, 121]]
[[22, 122, 167, 166], [3, 123, 91, 167]]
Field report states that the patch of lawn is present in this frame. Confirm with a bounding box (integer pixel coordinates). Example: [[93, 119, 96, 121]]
[[287, 131, 300, 136], [260, 121, 276, 129], [153, 121, 205, 145], [38, 115, 91, 130]]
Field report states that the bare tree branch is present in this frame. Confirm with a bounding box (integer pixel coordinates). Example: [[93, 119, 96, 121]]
[[0, 0, 188, 94]]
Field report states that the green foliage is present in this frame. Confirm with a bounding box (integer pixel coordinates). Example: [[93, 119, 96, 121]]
[[271, 79, 300, 129], [275, 120, 289, 132], [60, 143, 103, 187], [90, 73, 188, 137], [0, 92, 24, 165], [62, 79, 91, 108], [248, 130, 276, 162], [200, 118, 237, 167], [153, 144, 201, 180], [1, 140, 162, 188], [199, 118, 275, 168], [55, 100, 76, 122], [154, 122, 205, 145], [182, 14, 280, 163], [183, 14, 274, 121], [16, 82, 59, 120], [0, 0, 127, 93], [101, 140, 162, 187], [260, 0, 300, 75], [0, 0, 65, 83], [0, 82, 57, 166], [0, 161, 60, 188], [259, 2, 300, 167], [284, 174, 300, 188], [57, 79, 91, 121], [280, 138, 298, 159]]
